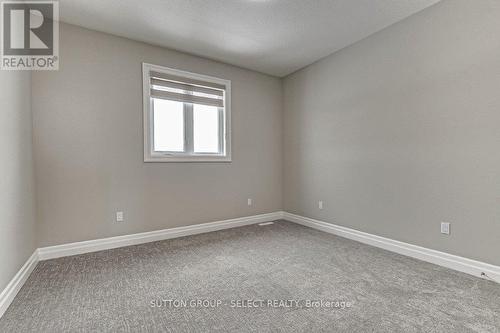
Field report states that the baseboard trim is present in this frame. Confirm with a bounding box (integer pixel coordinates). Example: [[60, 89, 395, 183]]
[[38, 212, 283, 261], [3, 210, 497, 320], [0, 251, 39, 318], [283, 212, 500, 283], [1, 212, 282, 319]]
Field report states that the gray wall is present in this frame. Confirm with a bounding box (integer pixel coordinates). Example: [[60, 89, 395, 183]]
[[283, 0, 500, 265], [0, 72, 36, 291], [33, 23, 283, 247]]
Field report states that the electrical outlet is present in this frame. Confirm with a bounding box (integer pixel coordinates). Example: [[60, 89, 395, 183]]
[[441, 222, 450, 235], [116, 211, 124, 222], [247, 198, 252, 206], [318, 201, 323, 210]]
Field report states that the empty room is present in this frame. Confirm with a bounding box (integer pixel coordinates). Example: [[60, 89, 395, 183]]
[[1, 0, 499, 331]]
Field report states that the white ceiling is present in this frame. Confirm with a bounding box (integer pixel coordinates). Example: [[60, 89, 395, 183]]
[[58, 0, 440, 77]]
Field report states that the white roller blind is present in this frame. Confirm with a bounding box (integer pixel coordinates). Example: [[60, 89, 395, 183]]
[[150, 71, 225, 108]]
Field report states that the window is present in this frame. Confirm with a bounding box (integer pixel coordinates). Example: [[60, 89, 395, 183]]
[[143, 63, 231, 162]]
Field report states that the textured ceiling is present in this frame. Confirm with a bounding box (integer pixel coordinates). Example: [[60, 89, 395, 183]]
[[58, 0, 441, 77]]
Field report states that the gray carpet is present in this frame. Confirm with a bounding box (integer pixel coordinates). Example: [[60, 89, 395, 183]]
[[1, 220, 499, 332]]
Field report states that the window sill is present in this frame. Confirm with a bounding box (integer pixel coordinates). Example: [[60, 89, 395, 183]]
[[144, 154, 232, 163]]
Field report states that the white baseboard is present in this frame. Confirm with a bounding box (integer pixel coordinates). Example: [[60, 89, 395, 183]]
[[0, 212, 282, 319], [2, 210, 498, 320], [283, 212, 500, 283], [38, 212, 283, 260], [0, 251, 39, 318]]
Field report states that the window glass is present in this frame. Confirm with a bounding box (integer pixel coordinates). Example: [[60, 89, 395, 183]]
[[153, 98, 184, 152], [193, 104, 220, 153]]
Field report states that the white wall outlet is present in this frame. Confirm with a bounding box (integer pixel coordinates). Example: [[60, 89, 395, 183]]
[[116, 211, 124, 222], [318, 201, 323, 210], [441, 222, 450, 235], [247, 198, 252, 206]]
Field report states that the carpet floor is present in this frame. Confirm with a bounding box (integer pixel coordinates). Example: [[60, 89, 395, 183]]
[[1, 220, 499, 332]]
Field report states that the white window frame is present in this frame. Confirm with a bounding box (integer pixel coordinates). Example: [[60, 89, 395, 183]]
[[143, 63, 232, 163]]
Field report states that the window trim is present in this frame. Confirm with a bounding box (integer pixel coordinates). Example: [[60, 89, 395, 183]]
[[142, 63, 232, 163]]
